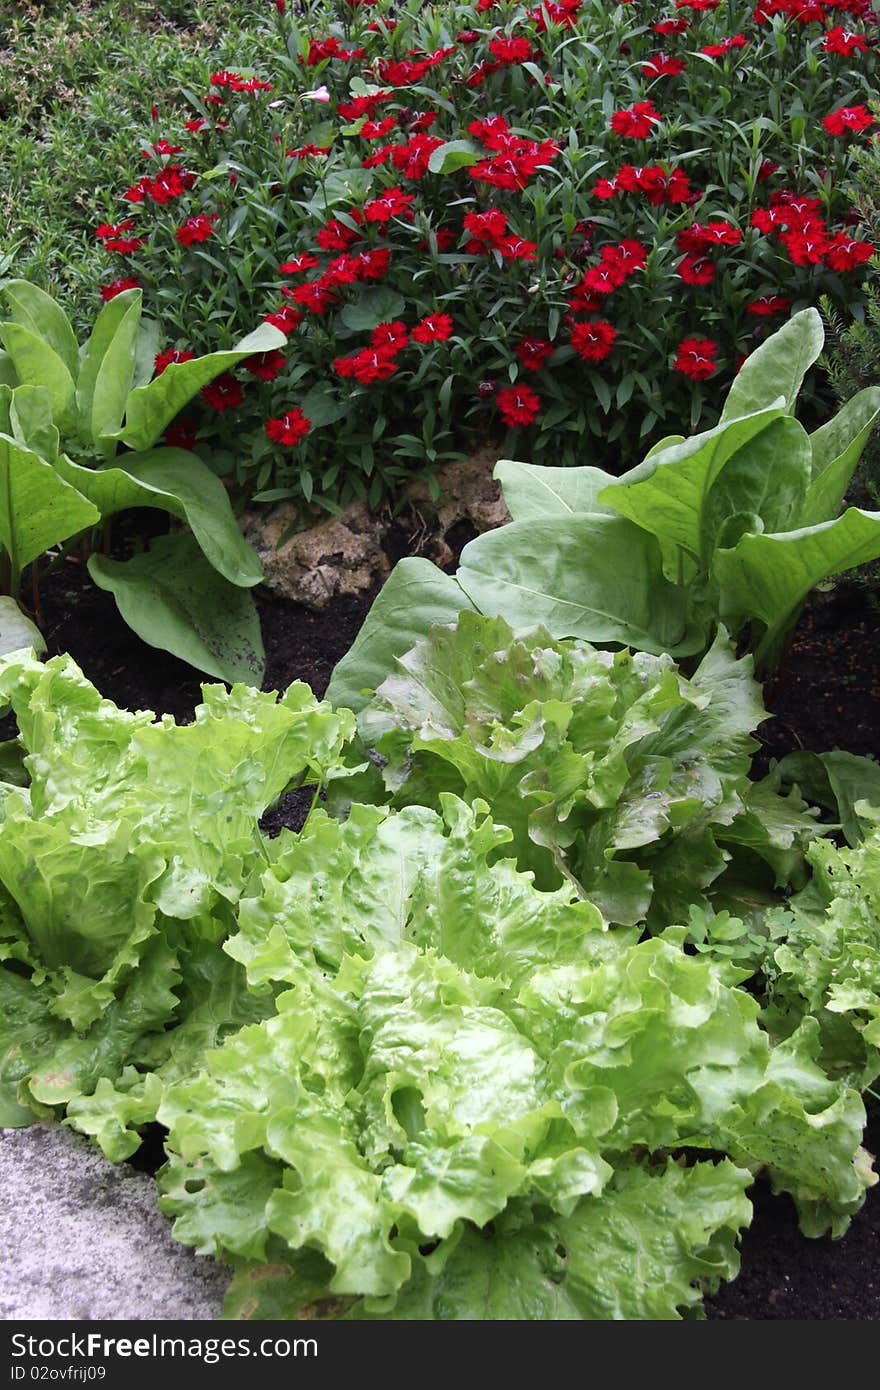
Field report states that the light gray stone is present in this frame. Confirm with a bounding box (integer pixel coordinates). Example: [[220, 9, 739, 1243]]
[[0, 1124, 228, 1321]]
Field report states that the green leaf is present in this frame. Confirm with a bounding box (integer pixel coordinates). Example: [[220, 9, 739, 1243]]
[[601, 407, 784, 566], [1, 280, 80, 380], [0, 434, 99, 584], [0, 597, 45, 657], [721, 308, 823, 421], [115, 322, 287, 452], [457, 515, 701, 655], [427, 140, 480, 174], [801, 387, 880, 527], [776, 749, 880, 847], [9, 384, 59, 461], [325, 557, 476, 713], [701, 416, 812, 557], [340, 287, 407, 334], [76, 288, 142, 452], [0, 323, 77, 430], [495, 459, 618, 520], [88, 533, 265, 684], [55, 448, 263, 587], [714, 507, 880, 670]]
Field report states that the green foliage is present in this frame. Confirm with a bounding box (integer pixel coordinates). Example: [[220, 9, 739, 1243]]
[[0, 281, 284, 681], [328, 310, 880, 699]]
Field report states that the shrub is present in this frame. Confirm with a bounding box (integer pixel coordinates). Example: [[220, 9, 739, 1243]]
[[91, 0, 878, 509]]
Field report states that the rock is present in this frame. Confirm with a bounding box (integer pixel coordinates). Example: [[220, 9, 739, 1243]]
[[241, 500, 389, 610], [241, 448, 511, 606], [403, 447, 510, 568], [0, 1124, 228, 1320]]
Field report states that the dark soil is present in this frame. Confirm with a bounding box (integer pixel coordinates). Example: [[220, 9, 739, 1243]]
[[13, 552, 880, 1320]]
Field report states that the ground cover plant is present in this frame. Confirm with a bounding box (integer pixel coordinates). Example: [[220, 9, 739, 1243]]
[[84, 0, 879, 508], [0, 280, 286, 680], [0, 0, 275, 323], [0, 642, 876, 1319], [327, 309, 880, 709]]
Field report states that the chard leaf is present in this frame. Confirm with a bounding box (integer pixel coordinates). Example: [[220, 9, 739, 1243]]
[[802, 387, 880, 527], [721, 307, 824, 421], [495, 459, 618, 519]]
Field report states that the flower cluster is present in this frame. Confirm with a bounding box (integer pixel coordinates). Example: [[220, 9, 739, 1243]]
[[94, 0, 879, 506]]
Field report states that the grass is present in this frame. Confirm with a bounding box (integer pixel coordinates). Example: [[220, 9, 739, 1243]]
[[0, 0, 276, 329]]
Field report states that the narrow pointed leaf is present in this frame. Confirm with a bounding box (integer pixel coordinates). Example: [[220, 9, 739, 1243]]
[[76, 288, 142, 450]]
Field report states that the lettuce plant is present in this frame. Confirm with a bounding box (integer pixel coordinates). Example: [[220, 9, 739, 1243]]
[[0, 280, 285, 680], [0, 648, 354, 1150], [156, 795, 872, 1319], [327, 309, 880, 708]]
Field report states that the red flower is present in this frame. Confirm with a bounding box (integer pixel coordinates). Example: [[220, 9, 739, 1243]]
[[243, 350, 286, 381], [371, 320, 409, 350], [338, 92, 393, 119], [164, 417, 199, 450], [823, 105, 874, 135], [154, 347, 195, 375], [822, 25, 868, 54], [290, 279, 338, 314], [412, 313, 454, 343], [571, 320, 617, 362], [605, 239, 648, 275], [610, 102, 661, 139], [363, 186, 415, 223], [678, 253, 716, 285], [266, 408, 311, 447], [463, 208, 508, 250], [279, 254, 319, 275], [488, 35, 534, 64], [103, 236, 146, 254], [677, 220, 742, 252], [780, 229, 829, 265], [361, 116, 398, 139], [201, 373, 244, 411], [469, 115, 511, 147], [516, 336, 553, 370], [333, 346, 400, 384], [95, 220, 135, 240], [99, 277, 140, 301], [496, 234, 538, 260], [287, 144, 330, 160], [264, 305, 303, 334], [746, 295, 792, 315], [824, 232, 876, 270], [700, 35, 749, 57], [175, 214, 216, 247], [391, 134, 444, 179], [497, 384, 541, 427], [674, 338, 718, 380], [641, 53, 687, 77], [757, 159, 780, 181], [653, 17, 690, 31], [316, 218, 360, 252], [351, 248, 392, 280]]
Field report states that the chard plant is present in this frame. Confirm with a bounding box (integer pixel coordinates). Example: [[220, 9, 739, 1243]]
[[327, 308, 880, 705], [0, 280, 285, 680]]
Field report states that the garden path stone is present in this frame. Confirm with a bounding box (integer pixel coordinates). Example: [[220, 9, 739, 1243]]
[[0, 1124, 228, 1320]]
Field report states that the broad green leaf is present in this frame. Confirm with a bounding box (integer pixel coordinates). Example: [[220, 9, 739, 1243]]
[[427, 140, 479, 174], [114, 321, 287, 452], [9, 384, 59, 460], [801, 387, 880, 527], [777, 749, 880, 847], [0, 323, 77, 429], [0, 351, 16, 389], [0, 967, 68, 1126], [0, 434, 99, 583], [0, 384, 11, 434], [600, 407, 783, 566], [701, 416, 812, 557], [88, 532, 265, 684], [325, 557, 476, 713], [495, 459, 618, 520], [339, 286, 407, 333], [1, 280, 80, 380], [76, 288, 142, 452], [715, 507, 880, 671], [721, 307, 824, 421], [55, 448, 262, 587], [0, 598, 45, 657], [298, 386, 349, 429], [457, 515, 701, 654]]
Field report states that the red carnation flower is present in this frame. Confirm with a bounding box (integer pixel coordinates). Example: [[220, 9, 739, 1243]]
[[201, 373, 244, 411], [316, 218, 360, 252], [363, 186, 415, 223], [822, 26, 868, 54], [266, 408, 311, 447], [610, 102, 661, 139], [674, 338, 718, 380], [175, 214, 216, 247], [653, 17, 690, 31], [746, 295, 792, 315], [641, 53, 687, 77], [371, 320, 409, 350], [488, 35, 534, 64], [264, 305, 303, 334], [571, 320, 617, 363], [824, 232, 876, 271], [243, 350, 286, 381], [412, 313, 454, 343], [497, 384, 541, 427], [99, 277, 140, 301], [164, 417, 199, 450], [333, 346, 400, 384], [823, 105, 874, 135], [154, 347, 195, 375], [678, 253, 716, 285], [516, 336, 553, 370], [279, 254, 319, 275], [290, 279, 338, 314]]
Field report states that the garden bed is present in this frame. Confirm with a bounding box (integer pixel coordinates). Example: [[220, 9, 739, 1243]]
[[14, 539, 879, 1322]]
